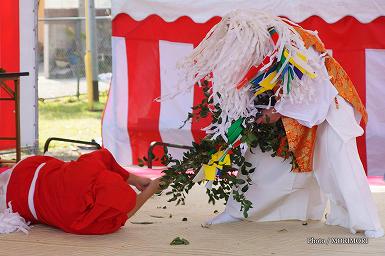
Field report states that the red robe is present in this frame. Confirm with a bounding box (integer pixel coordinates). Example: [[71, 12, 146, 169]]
[[6, 149, 136, 235]]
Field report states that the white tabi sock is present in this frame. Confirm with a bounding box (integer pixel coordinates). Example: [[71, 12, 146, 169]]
[[364, 229, 384, 238]]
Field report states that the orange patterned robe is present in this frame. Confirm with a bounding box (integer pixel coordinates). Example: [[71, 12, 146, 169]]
[[278, 26, 367, 173]]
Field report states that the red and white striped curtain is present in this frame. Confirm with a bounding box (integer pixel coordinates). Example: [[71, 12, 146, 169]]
[[103, 13, 385, 176]]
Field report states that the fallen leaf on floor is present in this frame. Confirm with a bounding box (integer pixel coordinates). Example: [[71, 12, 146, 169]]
[[170, 237, 190, 245], [201, 224, 210, 229], [130, 221, 154, 225], [150, 215, 165, 218]]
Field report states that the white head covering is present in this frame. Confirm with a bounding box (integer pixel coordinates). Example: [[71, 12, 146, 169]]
[[174, 9, 324, 140]]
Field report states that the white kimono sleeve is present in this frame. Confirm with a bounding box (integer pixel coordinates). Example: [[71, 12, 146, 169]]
[[274, 48, 338, 128]]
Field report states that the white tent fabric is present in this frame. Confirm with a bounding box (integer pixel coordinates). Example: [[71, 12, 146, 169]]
[[112, 0, 385, 23], [20, 0, 38, 151], [366, 50, 385, 176]]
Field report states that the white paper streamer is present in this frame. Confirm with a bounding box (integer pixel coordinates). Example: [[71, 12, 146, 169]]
[[0, 202, 30, 234], [169, 10, 325, 140]]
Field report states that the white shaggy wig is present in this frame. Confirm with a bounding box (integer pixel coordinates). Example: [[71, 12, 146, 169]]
[[175, 9, 324, 140]]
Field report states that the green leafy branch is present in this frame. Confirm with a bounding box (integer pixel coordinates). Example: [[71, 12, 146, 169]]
[[139, 82, 297, 217]]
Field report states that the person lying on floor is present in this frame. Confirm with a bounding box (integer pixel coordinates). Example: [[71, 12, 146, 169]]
[[0, 148, 162, 235]]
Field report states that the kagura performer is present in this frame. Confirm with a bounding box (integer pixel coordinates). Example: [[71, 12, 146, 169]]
[[177, 10, 384, 238], [0, 148, 161, 234]]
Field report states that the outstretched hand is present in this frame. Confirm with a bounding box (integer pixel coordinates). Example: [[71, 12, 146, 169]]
[[145, 177, 163, 194], [127, 177, 164, 219], [128, 174, 151, 191]]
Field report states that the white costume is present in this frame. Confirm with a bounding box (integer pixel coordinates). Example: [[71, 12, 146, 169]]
[[174, 9, 383, 238], [209, 49, 384, 238]]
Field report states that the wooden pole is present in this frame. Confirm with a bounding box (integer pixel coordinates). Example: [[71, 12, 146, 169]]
[[84, 0, 99, 110]]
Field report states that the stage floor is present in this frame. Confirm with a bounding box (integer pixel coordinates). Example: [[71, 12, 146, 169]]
[[0, 182, 384, 256]]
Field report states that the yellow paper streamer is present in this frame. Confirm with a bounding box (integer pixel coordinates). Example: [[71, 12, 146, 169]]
[[254, 71, 279, 96], [283, 49, 317, 79], [203, 164, 217, 181], [203, 151, 231, 180]]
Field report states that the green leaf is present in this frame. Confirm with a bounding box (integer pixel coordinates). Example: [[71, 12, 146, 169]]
[[170, 237, 190, 245], [244, 162, 252, 167]]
